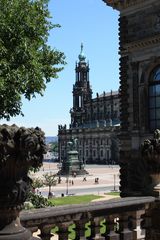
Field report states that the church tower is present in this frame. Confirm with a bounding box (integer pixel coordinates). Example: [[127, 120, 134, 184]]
[[70, 44, 92, 127]]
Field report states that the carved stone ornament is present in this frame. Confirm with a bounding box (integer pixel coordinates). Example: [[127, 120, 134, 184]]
[[141, 129, 160, 195], [127, 129, 160, 197], [154, 13, 160, 33], [141, 129, 160, 174], [103, 0, 146, 10], [0, 124, 46, 239]]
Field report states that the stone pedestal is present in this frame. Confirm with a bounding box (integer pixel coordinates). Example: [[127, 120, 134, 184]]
[[0, 208, 39, 240], [0, 218, 32, 240]]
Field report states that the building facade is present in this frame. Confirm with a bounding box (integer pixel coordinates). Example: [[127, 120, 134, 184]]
[[103, 0, 160, 196], [58, 44, 120, 165]]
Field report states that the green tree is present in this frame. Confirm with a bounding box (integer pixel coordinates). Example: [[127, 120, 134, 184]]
[[0, 0, 66, 120], [50, 142, 58, 153], [43, 172, 57, 198], [31, 177, 44, 190], [26, 191, 53, 209]]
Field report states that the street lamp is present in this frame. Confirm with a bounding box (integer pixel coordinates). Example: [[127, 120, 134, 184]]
[[113, 174, 117, 191], [66, 175, 69, 195], [65, 155, 71, 196]]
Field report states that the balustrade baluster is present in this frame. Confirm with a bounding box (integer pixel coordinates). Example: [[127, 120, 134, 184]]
[[39, 225, 54, 240], [118, 213, 133, 240], [58, 222, 71, 240], [104, 215, 120, 240], [132, 209, 145, 240], [29, 226, 39, 236], [20, 197, 155, 240], [74, 219, 87, 240], [142, 208, 152, 239], [89, 217, 105, 240]]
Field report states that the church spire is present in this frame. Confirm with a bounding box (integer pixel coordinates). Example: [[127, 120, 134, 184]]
[[78, 43, 86, 62]]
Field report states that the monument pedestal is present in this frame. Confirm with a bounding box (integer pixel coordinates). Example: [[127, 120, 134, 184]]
[[60, 149, 88, 176]]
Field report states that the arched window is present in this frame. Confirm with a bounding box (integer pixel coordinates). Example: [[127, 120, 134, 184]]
[[149, 66, 160, 130]]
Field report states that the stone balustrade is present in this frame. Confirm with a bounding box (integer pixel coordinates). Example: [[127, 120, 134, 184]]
[[20, 196, 155, 240]]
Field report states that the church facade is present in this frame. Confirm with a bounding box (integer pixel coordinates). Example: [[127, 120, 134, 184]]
[[58, 44, 120, 165]]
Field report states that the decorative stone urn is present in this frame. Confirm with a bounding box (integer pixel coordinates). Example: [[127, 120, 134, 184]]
[[141, 129, 160, 196], [0, 124, 46, 239]]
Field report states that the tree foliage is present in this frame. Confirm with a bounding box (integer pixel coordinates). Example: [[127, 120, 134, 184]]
[[50, 142, 58, 153], [43, 172, 57, 195], [31, 177, 44, 189], [26, 191, 53, 208], [0, 0, 66, 119]]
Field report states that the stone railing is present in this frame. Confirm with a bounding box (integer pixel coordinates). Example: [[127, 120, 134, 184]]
[[20, 196, 155, 240]]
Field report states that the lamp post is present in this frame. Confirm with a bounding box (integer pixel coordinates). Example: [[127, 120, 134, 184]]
[[65, 155, 71, 196], [66, 175, 69, 195], [113, 174, 116, 191]]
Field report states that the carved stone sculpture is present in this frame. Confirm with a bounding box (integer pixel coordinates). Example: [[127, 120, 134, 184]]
[[67, 137, 78, 151], [141, 129, 160, 195], [128, 129, 160, 197], [0, 124, 46, 239]]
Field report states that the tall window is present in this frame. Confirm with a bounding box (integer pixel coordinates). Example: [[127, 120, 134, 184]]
[[100, 150, 103, 157], [149, 66, 160, 130], [86, 149, 88, 157]]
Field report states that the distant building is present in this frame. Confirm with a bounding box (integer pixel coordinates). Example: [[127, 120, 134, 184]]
[[43, 143, 58, 162], [58, 44, 120, 165], [43, 151, 54, 162]]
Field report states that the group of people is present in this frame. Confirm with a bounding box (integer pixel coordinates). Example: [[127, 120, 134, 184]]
[[57, 175, 100, 185]]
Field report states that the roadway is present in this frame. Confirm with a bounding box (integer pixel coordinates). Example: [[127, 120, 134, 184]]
[[32, 163, 120, 197], [40, 184, 119, 197]]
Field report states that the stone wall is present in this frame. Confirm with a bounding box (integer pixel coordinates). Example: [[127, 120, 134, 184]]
[[104, 0, 160, 196]]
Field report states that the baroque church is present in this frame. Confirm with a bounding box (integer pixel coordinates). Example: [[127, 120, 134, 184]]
[[58, 44, 120, 165]]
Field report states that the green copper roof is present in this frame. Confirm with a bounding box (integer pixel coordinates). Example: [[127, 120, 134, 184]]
[[78, 43, 86, 62]]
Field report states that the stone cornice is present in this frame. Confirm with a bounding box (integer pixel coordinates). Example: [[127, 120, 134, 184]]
[[102, 0, 147, 11], [122, 34, 160, 52]]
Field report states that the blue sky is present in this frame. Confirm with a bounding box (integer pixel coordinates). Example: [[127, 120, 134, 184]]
[[2, 0, 119, 136]]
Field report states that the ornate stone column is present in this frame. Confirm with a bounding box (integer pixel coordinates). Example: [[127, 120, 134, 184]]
[[104, 215, 120, 240]]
